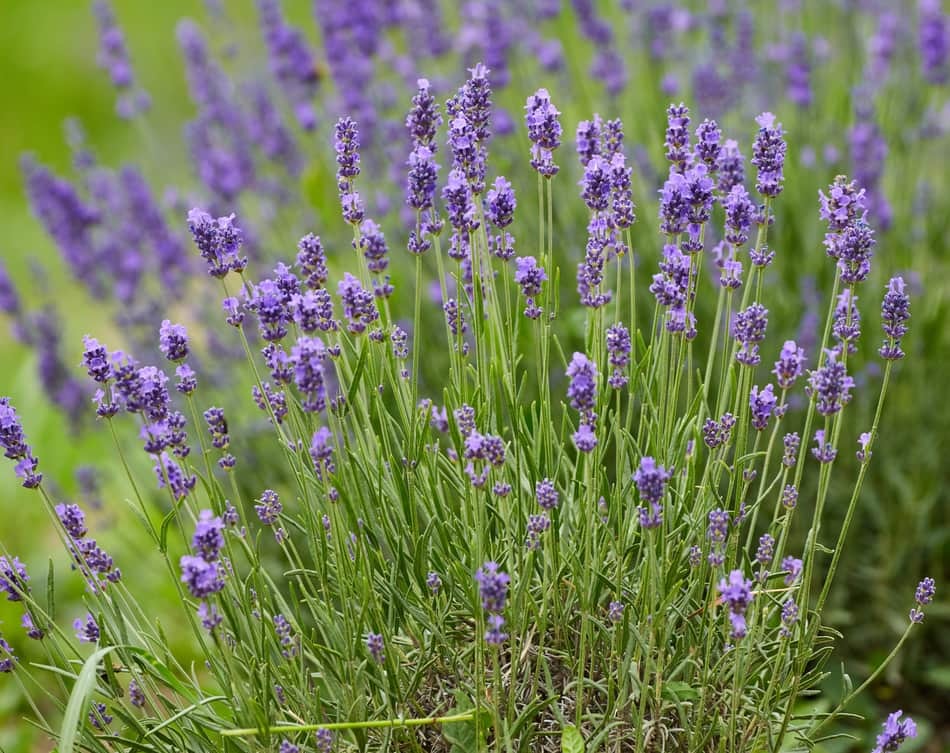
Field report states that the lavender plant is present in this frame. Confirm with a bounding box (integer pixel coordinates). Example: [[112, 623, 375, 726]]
[[0, 54, 936, 750]]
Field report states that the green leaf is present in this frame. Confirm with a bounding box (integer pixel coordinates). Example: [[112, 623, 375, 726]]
[[662, 681, 700, 702], [562, 724, 585, 753], [60, 645, 120, 753], [444, 692, 489, 753]]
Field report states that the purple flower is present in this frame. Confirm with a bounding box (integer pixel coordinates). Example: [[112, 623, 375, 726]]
[[203, 407, 230, 452], [755, 534, 775, 569], [658, 170, 689, 235], [88, 702, 112, 731], [828, 220, 874, 284], [919, 0, 948, 84], [315, 727, 333, 753], [0, 634, 16, 672], [485, 613, 508, 644], [463, 431, 506, 486], [273, 613, 297, 658], [664, 103, 690, 171], [576, 115, 602, 167], [782, 484, 799, 509], [0, 556, 28, 601], [609, 152, 636, 229], [723, 185, 755, 246], [187, 209, 246, 278], [751, 112, 786, 197], [749, 384, 777, 431], [366, 631, 385, 663], [819, 176, 867, 233], [525, 88, 562, 177], [197, 601, 222, 631], [257, 0, 318, 130], [773, 341, 806, 389], [154, 452, 196, 500], [807, 350, 855, 416], [910, 576, 936, 623], [880, 276, 910, 360], [192, 510, 224, 561], [337, 273, 379, 335], [811, 429, 838, 464], [290, 336, 327, 412], [180, 555, 224, 598], [0, 397, 42, 488], [871, 710, 917, 753], [81, 336, 113, 383], [255, 489, 282, 525], [566, 352, 597, 421], [718, 570, 754, 639], [93, 0, 149, 117], [514, 256, 546, 319], [74, 612, 100, 643], [22, 613, 44, 640], [426, 571, 442, 594], [607, 601, 624, 624], [442, 169, 479, 233], [407, 146, 439, 214], [581, 156, 611, 212], [535, 478, 559, 510], [310, 426, 335, 481], [158, 320, 189, 363], [782, 556, 803, 585], [407, 78, 441, 149], [707, 508, 729, 564], [334, 116, 361, 187], [485, 176, 516, 228], [577, 229, 612, 309], [716, 139, 745, 195], [128, 678, 145, 707], [296, 234, 328, 290], [780, 598, 799, 638], [572, 423, 597, 453], [693, 119, 722, 169], [635, 456, 671, 506], [634, 456, 671, 529], [733, 303, 768, 366], [703, 413, 736, 450], [606, 323, 631, 388], [525, 513, 551, 550], [475, 561, 509, 613]]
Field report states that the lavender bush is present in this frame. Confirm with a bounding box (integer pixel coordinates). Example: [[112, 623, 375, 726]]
[[0, 52, 939, 751], [1, 1, 947, 751]]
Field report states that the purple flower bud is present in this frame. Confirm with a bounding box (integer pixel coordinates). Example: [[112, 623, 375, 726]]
[[751, 112, 786, 197], [716, 139, 745, 195], [733, 303, 768, 366], [871, 710, 917, 753], [807, 350, 855, 416], [664, 103, 690, 171], [880, 276, 910, 360], [309, 427, 335, 481], [718, 570, 754, 639], [475, 561, 509, 613], [773, 341, 806, 389], [535, 478, 559, 510], [74, 612, 100, 643], [187, 209, 246, 278], [749, 384, 777, 431], [159, 320, 189, 363]]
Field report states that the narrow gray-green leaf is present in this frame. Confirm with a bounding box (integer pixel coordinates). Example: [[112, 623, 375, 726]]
[[60, 645, 119, 753]]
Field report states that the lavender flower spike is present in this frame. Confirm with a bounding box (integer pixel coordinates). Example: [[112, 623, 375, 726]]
[[871, 710, 917, 753], [187, 209, 246, 278], [751, 112, 786, 198], [0, 397, 42, 488], [525, 88, 562, 177]]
